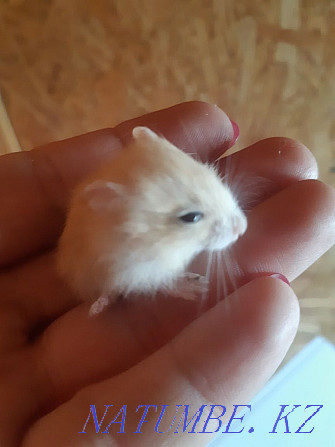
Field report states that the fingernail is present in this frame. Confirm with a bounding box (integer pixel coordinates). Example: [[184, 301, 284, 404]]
[[228, 119, 240, 148], [267, 273, 291, 286]]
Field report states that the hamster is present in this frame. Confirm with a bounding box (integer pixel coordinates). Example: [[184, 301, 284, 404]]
[[56, 127, 247, 315]]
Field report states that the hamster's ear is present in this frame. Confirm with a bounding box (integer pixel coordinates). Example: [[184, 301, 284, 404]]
[[82, 180, 124, 210], [132, 126, 158, 141]]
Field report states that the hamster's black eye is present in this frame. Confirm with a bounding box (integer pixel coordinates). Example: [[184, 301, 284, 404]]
[[179, 212, 204, 223]]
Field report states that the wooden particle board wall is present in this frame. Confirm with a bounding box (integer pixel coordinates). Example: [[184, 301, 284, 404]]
[[0, 0, 334, 358]]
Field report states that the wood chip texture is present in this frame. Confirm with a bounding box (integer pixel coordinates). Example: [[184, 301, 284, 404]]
[[0, 0, 334, 360]]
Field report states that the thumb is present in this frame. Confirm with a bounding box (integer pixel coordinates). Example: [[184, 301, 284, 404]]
[[23, 276, 299, 447]]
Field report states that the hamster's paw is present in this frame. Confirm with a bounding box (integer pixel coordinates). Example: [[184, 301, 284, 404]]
[[89, 295, 110, 316], [170, 273, 209, 301]]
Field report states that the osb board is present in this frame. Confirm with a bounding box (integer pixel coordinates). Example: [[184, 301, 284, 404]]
[[0, 0, 334, 359], [0, 92, 21, 152]]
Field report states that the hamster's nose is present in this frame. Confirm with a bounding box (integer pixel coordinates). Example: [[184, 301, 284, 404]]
[[232, 214, 247, 238]]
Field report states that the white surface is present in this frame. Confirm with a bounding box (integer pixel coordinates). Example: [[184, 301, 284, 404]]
[[208, 336, 335, 446]]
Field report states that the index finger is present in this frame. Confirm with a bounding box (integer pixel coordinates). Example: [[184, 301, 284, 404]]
[[0, 101, 236, 267]]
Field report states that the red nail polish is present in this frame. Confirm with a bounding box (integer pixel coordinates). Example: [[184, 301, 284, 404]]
[[267, 273, 291, 286], [228, 120, 240, 148]]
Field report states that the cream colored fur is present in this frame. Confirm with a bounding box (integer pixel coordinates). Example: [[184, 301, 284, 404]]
[[57, 127, 247, 307]]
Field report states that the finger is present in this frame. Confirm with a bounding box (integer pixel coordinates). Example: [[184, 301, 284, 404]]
[[218, 137, 318, 207], [0, 101, 235, 267], [23, 277, 299, 446], [0, 137, 319, 323], [234, 179, 335, 283], [114, 101, 237, 160], [194, 179, 335, 304], [19, 179, 333, 400]]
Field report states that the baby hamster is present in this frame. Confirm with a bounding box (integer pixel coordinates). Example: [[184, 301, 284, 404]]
[[56, 126, 247, 315]]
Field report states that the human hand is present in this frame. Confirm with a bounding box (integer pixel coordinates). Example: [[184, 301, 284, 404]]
[[1, 102, 334, 446]]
